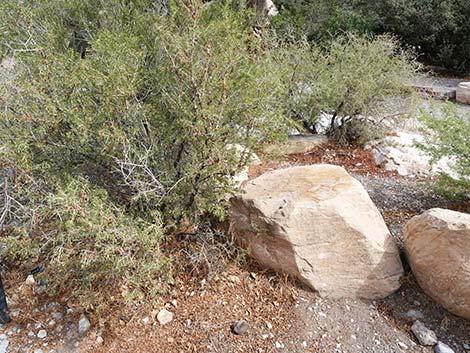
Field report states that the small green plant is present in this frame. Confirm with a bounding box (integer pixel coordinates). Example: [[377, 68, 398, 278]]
[[417, 103, 470, 198]]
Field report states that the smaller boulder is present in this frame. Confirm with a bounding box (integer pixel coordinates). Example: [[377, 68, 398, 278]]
[[404, 208, 470, 319]]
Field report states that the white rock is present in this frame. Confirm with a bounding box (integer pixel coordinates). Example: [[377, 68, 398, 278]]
[[434, 342, 455, 353], [0, 334, 8, 353], [230, 165, 403, 299], [411, 321, 437, 346], [78, 314, 91, 334], [156, 309, 173, 326], [367, 132, 459, 178], [25, 275, 36, 286], [404, 209, 470, 319], [405, 309, 425, 320], [37, 330, 47, 339]]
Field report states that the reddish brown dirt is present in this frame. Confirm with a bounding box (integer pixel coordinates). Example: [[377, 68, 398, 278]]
[[249, 143, 401, 180]]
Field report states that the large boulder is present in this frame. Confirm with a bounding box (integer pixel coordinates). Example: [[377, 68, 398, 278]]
[[230, 164, 403, 299], [404, 208, 470, 319]]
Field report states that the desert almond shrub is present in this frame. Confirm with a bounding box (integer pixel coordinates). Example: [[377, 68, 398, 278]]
[[278, 34, 419, 143], [0, 0, 291, 310]]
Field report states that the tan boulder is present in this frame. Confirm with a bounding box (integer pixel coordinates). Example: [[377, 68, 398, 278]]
[[404, 208, 470, 319], [230, 164, 403, 299]]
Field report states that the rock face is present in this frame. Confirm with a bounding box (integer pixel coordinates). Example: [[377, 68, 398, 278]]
[[456, 82, 470, 105], [230, 165, 404, 299], [404, 208, 470, 320]]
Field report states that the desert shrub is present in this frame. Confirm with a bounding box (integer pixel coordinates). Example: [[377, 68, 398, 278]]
[[417, 103, 470, 198], [1, 0, 290, 221], [279, 34, 419, 143], [0, 0, 291, 310], [1, 176, 170, 311]]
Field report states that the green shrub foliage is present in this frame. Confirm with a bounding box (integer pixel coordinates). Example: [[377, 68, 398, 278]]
[[0, 0, 290, 309], [280, 34, 419, 143], [417, 104, 470, 198]]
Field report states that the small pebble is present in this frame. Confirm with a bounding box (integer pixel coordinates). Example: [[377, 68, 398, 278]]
[[37, 330, 47, 339], [434, 342, 455, 353], [231, 320, 249, 335], [411, 320, 437, 346], [156, 309, 173, 326], [398, 341, 408, 350], [51, 312, 62, 320], [25, 275, 36, 286], [78, 315, 91, 334]]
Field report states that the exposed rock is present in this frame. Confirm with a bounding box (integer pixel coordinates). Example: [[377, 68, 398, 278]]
[[284, 134, 328, 155], [365, 132, 458, 178], [250, 0, 278, 17], [226, 144, 260, 188], [231, 320, 249, 335], [51, 312, 62, 320], [456, 82, 470, 105], [434, 342, 455, 353], [404, 209, 470, 319], [0, 334, 8, 353], [230, 164, 404, 299], [156, 309, 173, 326], [37, 329, 47, 339], [78, 314, 91, 334]]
